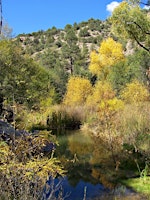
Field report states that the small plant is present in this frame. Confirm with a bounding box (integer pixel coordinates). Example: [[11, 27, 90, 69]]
[[0, 131, 65, 200], [134, 159, 150, 183]]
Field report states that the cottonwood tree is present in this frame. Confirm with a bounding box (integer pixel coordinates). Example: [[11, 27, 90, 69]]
[[110, 1, 150, 52], [63, 76, 92, 106], [89, 37, 124, 79], [121, 79, 149, 103]]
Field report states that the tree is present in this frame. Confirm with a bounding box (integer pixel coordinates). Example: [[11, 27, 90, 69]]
[[61, 26, 81, 74], [48, 65, 68, 103], [110, 1, 150, 52], [0, 40, 53, 108], [127, 0, 150, 6], [86, 81, 124, 168], [120, 79, 149, 103], [89, 37, 125, 79], [63, 76, 92, 106], [86, 81, 116, 108], [39, 49, 69, 103], [107, 48, 150, 94], [0, 22, 13, 40]]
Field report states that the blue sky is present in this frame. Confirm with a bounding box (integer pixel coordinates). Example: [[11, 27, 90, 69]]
[[2, 0, 123, 36]]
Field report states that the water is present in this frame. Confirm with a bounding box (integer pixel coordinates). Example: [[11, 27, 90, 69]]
[[43, 176, 108, 200], [43, 130, 142, 200], [53, 130, 112, 199]]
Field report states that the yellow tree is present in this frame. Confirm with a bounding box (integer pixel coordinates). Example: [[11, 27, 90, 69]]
[[63, 76, 92, 106], [121, 79, 149, 104], [86, 81, 124, 168], [86, 81, 116, 107], [89, 37, 125, 78]]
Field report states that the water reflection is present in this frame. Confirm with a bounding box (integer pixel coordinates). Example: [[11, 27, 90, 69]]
[[56, 176, 109, 200], [55, 130, 115, 199]]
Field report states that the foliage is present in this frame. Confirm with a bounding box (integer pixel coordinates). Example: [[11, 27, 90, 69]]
[[107, 48, 150, 93], [122, 176, 150, 196], [0, 131, 65, 199], [107, 61, 132, 94], [61, 26, 82, 75], [79, 28, 90, 37], [116, 103, 150, 157], [89, 38, 125, 78], [0, 40, 55, 108], [110, 1, 150, 52], [120, 79, 149, 103], [86, 81, 116, 108], [63, 76, 92, 106]]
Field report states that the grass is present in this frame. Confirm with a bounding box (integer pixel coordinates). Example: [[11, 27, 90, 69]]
[[122, 176, 150, 197]]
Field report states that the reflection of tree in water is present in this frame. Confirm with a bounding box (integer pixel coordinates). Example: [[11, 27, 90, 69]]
[[91, 168, 115, 189], [67, 164, 97, 187], [56, 131, 123, 189], [89, 136, 111, 166], [68, 132, 94, 161], [89, 136, 119, 189]]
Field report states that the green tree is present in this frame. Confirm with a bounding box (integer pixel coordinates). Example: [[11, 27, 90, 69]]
[[0, 40, 53, 108], [110, 1, 150, 52], [40, 49, 68, 102], [61, 26, 81, 74], [108, 49, 150, 94]]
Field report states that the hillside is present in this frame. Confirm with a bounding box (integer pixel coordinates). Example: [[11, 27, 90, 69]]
[[16, 18, 111, 58], [11, 16, 149, 103], [13, 18, 119, 101]]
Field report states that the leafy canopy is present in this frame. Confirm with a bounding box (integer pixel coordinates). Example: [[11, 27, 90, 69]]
[[0, 40, 54, 108], [63, 76, 92, 106], [110, 1, 150, 52], [89, 38, 125, 78], [86, 81, 116, 107], [121, 79, 149, 103]]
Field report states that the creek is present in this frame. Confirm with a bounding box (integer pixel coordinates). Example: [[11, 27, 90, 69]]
[[50, 130, 133, 200]]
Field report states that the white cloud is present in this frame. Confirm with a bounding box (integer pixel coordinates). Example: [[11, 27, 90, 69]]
[[143, 5, 150, 10], [106, 1, 120, 13]]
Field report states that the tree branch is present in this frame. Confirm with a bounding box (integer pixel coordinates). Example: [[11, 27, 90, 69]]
[[133, 21, 150, 35], [129, 30, 150, 52]]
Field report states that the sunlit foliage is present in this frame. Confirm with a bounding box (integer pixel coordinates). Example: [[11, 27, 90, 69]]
[[63, 76, 92, 106], [0, 131, 65, 199], [89, 38, 125, 78], [110, 1, 150, 52], [86, 81, 116, 108], [121, 79, 149, 103]]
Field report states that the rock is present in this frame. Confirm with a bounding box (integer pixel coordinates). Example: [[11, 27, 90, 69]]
[[0, 120, 22, 141], [0, 120, 56, 155]]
